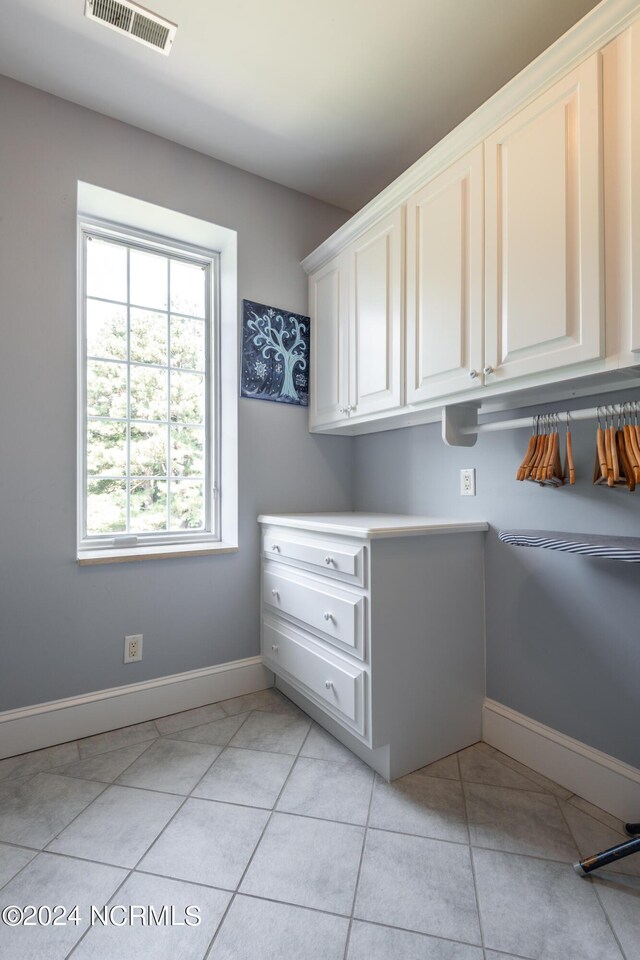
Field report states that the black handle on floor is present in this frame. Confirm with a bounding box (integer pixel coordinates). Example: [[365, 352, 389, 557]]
[[574, 834, 640, 875]]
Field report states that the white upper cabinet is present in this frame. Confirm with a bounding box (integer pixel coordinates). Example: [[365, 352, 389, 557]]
[[484, 54, 604, 384], [347, 208, 404, 418], [603, 21, 640, 361], [304, 5, 640, 435], [405, 145, 484, 404], [630, 23, 640, 353], [308, 254, 348, 429]]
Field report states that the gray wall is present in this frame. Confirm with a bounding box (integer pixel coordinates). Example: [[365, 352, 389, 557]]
[[354, 395, 640, 769], [2, 75, 637, 776], [0, 76, 352, 712]]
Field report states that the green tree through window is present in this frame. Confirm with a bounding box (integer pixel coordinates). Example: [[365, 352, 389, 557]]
[[82, 231, 213, 540]]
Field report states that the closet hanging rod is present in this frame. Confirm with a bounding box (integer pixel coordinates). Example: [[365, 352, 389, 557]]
[[442, 402, 639, 446]]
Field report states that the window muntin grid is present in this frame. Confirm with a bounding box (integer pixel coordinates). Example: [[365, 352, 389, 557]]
[[81, 228, 216, 544]]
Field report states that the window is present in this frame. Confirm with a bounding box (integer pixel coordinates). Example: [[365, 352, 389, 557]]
[[77, 185, 238, 563]]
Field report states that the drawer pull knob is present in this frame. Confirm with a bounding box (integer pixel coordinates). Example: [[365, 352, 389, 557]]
[[324, 556, 334, 565], [323, 611, 333, 621], [271, 644, 279, 653], [271, 589, 279, 599], [325, 680, 333, 690], [271, 544, 280, 552]]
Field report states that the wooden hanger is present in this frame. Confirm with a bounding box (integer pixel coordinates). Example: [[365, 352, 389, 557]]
[[521, 414, 564, 487], [616, 404, 636, 492], [532, 415, 551, 483], [616, 423, 636, 491], [624, 402, 640, 482], [555, 416, 566, 484], [594, 408, 608, 484], [633, 403, 640, 466], [564, 413, 576, 485], [592, 405, 637, 491], [541, 418, 556, 482], [517, 421, 538, 481], [609, 408, 621, 484], [550, 415, 566, 486], [532, 416, 548, 482], [604, 409, 615, 486], [525, 419, 546, 480]]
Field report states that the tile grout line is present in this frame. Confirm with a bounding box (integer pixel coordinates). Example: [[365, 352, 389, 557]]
[[0, 735, 165, 898], [341, 764, 377, 960], [554, 795, 630, 960], [0, 693, 289, 782], [482, 948, 537, 960], [65, 736, 207, 958], [75, 719, 162, 761], [0, 740, 82, 782], [202, 712, 315, 959], [3, 819, 598, 879], [64, 866, 136, 960], [3, 769, 609, 884], [459, 752, 488, 956], [0, 694, 316, 791], [0, 697, 287, 911], [2, 781, 602, 875], [474, 741, 572, 798], [562, 796, 632, 841], [63, 709, 259, 960], [0, 848, 42, 897], [5, 706, 630, 960]]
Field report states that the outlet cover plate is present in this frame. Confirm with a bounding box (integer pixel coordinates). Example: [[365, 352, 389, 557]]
[[124, 634, 143, 663], [460, 468, 476, 496]]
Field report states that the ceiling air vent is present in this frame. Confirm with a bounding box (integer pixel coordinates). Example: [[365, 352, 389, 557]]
[[84, 0, 177, 55]]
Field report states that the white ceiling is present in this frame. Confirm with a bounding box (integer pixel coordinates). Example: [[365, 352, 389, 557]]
[[1, 0, 601, 211]]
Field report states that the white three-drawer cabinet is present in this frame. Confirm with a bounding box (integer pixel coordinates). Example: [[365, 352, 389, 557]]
[[259, 513, 488, 779]]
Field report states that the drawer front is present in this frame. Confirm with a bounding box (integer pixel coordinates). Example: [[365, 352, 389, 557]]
[[263, 618, 366, 734], [263, 568, 365, 659], [263, 532, 365, 586]]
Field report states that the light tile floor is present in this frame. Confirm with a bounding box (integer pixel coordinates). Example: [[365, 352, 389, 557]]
[[0, 687, 638, 960]]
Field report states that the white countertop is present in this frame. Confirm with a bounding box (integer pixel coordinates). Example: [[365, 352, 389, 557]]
[[258, 512, 489, 539]]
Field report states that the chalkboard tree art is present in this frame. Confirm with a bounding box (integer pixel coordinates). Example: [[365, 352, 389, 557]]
[[241, 300, 310, 406]]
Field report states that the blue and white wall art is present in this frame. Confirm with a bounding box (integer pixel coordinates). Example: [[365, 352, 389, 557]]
[[241, 299, 310, 406]]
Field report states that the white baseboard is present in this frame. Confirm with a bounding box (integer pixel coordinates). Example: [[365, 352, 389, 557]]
[[0, 657, 273, 760], [483, 698, 640, 822]]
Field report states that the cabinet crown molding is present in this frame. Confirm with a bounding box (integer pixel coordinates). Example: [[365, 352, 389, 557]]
[[302, 0, 640, 275]]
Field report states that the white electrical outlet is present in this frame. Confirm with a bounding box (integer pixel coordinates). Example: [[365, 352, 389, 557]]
[[460, 468, 476, 496], [124, 634, 143, 663]]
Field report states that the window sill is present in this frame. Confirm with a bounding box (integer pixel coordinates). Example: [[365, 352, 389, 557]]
[[77, 541, 239, 565]]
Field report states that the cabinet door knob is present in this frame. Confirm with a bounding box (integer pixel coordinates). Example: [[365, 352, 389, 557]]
[[468, 369, 479, 379], [325, 680, 333, 690], [483, 365, 494, 376], [324, 556, 334, 565], [271, 644, 279, 652], [323, 611, 333, 621], [339, 406, 346, 414], [271, 544, 280, 552], [271, 589, 279, 599]]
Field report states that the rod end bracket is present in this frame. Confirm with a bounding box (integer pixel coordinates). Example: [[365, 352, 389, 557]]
[[442, 404, 479, 447]]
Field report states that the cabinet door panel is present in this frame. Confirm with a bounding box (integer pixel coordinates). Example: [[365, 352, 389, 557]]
[[349, 209, 403, 417], [406, 145, 484, 403], [485, 54, 603, 383], [631, 23, 640, 352], [308, 256, 348, 427], [606, 21, 640, 356]]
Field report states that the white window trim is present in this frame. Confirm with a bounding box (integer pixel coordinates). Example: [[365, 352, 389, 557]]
[[76, 182, 238, 564]]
